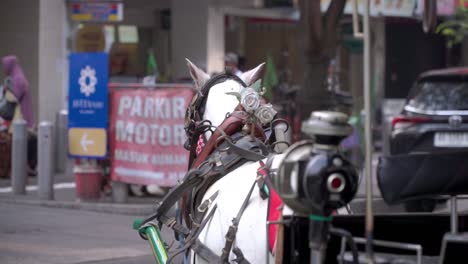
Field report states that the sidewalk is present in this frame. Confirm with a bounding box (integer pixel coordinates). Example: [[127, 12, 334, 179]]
[[0, 172, 162, 216]]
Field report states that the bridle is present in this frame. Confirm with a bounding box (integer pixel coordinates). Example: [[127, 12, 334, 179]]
[[184, 72, 247, 167]]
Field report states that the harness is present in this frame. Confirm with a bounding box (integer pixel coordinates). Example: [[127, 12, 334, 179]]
[[140, 130, 268, 263], [140, 73, 287, 263]]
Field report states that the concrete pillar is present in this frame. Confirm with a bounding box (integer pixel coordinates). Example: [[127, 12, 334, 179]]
[[206, 7, 225, 74], [0, 0, 39, 122], [171, 0, 225, 79], [38, 0, 68, 123], [172, 0, 208, 79]]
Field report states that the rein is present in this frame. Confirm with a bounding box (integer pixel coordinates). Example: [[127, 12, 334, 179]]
[[184, 72, 247, 168]]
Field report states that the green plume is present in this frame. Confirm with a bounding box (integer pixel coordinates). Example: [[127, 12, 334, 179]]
[[147, 49, 159, 77], [262, 54, 278, 100]]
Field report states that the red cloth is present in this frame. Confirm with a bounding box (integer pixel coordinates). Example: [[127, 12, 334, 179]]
[[257, 161, 283, 252], [268, 184, 282, 252]]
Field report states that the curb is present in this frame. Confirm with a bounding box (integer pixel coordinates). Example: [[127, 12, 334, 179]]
[[0, 197, 157, 216]]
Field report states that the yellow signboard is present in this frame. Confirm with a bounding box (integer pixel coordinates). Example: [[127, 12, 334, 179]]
[[75, 25, 105, 52], [69, 128, 107, 157]]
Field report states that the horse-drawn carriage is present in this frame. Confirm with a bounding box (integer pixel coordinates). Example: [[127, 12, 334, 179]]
[[132, 58, 468, 264]]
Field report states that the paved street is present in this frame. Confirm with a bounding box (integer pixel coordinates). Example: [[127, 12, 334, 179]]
[[0, 203, 174, 264]]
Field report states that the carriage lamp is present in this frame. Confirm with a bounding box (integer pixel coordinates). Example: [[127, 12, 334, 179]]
[[271, 111, 359, 255], [272, 111, 359, 217]]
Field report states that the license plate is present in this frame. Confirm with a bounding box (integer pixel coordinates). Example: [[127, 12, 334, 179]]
[[434, 132, 468, 147]]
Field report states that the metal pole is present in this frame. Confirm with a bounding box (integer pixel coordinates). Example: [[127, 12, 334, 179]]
[[55, 110, 68, 173], [310, 249, 323, 264], [273, 122, 290, 153], [38, 121, 54, 200], [11, 119, 28, 195], [363, 0, 374, 262], [450, 196, 458, 234]]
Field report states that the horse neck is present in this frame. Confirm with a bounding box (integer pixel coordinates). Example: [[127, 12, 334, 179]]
[[202, 79, 244, 140]]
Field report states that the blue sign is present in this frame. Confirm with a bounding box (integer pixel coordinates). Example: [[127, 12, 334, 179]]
[[68, 52, 108, 158], [68, 52, 108, 129]]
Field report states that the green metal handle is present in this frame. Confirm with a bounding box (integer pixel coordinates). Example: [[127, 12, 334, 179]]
[[133, 219, 168, 264]]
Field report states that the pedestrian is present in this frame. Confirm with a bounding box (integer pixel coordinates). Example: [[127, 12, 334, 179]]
[[1, 55, 34, 128], [224, 52, 243, 78], [1, 55, 37, 175]]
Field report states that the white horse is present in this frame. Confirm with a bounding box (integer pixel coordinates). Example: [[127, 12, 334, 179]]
[[186, 59, 277, 264]]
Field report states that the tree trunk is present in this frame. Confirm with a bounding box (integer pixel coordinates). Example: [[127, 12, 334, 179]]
[[297, 57, 329, 119], [296, 0, 346, 119]]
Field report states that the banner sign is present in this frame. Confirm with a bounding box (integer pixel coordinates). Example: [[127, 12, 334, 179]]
[[110, 87, 193, 186], [68, 52, 108, 158], [69, 1, 124, 22]]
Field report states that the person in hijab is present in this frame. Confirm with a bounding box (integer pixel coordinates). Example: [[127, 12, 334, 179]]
[[1, 55, 34, 128], [1, 55, 36, 174]]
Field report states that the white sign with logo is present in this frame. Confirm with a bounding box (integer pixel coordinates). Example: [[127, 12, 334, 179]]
[[79, 65, 98, 97]]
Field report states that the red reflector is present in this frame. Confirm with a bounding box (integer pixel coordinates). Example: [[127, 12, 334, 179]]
[[331, 177, 342, 190], [327, 173, 346, 193], [391, 116, 431, 129]]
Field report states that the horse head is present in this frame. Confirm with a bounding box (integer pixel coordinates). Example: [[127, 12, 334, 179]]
[[185, 59, 265, 141]]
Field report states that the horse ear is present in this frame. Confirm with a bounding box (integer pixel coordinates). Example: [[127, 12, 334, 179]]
[[186, 58, 210, 90], [241, 62, 266, 87]]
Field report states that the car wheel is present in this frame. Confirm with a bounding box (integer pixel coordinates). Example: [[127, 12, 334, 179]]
[[404, 199, 436, 212]]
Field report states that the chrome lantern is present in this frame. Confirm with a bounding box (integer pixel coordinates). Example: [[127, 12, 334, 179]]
[[272, 111, 358, 216]]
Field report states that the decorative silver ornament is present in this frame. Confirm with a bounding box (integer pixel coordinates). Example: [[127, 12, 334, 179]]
[[240, 88, 261, 113], [255, 103, 277, 125]]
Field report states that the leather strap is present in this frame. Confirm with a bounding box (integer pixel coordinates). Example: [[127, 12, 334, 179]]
[[232, 247, 251, 264], [220, 179, 257, 262], [192, 111, 265, 169], [192, 239, 222, 263], [167, 204, 218, 263], [140, 169, 206, 227], [223, 137, 266, 161]]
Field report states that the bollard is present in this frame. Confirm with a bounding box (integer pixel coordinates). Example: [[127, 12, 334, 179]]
[[55, 110, 68, 173], [112, 181, 128, 203], [11, 119, 27, 194], [38, 121, 54, 200]]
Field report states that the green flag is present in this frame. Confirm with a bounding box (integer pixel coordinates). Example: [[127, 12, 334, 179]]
[[147, 49, 159, 77], [262, 55, 278, 100]]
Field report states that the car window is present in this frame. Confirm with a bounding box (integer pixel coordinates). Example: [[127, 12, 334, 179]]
[[408, 82, 468, 111]]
